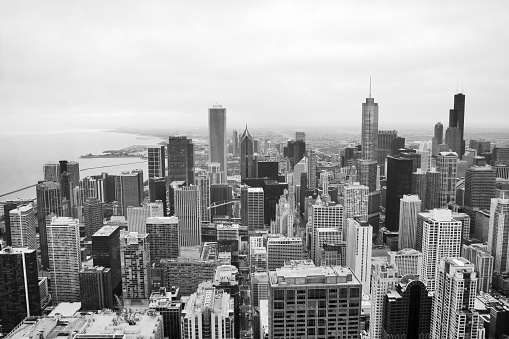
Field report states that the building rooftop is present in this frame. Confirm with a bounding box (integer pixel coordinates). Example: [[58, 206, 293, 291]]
[[93, 225, 119, 237], [388, 248, 422, 256], [271, 262, 359, 286], [145, 216, 178, 224], [213, 265, 238, 285], [0, 247, 36, 255], [183, 281, 233, 318]]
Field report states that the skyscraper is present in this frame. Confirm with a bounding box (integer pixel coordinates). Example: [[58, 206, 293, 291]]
[[342, 183, 369, 239], [47, 216, 81, 303], [268, 262, 362, 339], [420, 209, 462, 292], [425, 169, 441, 210], [385, 156, 413, 232], [146, 216, 180, 262], [208, 105, 227, 181], [387, 248, 422, 277], [377, 130, 397, 174], [92, 225, 122, 295], [241, 186, 264, 232], [240, 126, 254, 180], [346, 218, 373, 294], [266, 236, 304, 270], [83, 197, 104, 240], [448, 93, 466, 158], [462, 243, 493, 293], [432, 122, 444, 156], [232, 129, 239, 156], [43, 162, 60, 182], [167, 136, 195, 184], [398, 195, 421, 249], [411, 170, 427, 211], [148, 145, 166, 178], [464, 165, 496, 213], [445, 127, 462, 156], [195, 174, 211, 222], [431, 257, 480, 339], [36, 181, 64, 269], [174, 185, 201, 246], [437, 151, 458, 208], [0, 247, 40, 335], [115, 169, 144, 216], [120, 232, 151, 299], [312, 228, 342, 266], [488, 197, 509, 272], [9, 203, 37, 250], [79, 266, 114, 311], [361, 85, 379, 161], [370, 262, 400, 339]]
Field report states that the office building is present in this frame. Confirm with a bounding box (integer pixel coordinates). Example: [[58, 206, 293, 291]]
[[377, 130, 398, 174], [296, 131, 306, 142], [174, 185, 201, 246], [307, 150, 318, 189], [387, 248, 422, 277], [232, 129, 239, 156], [420, 209, 462, 292], [83, 197, 104, 240], [195, 174, 211, 222], [398, 195, 421, 249], [437, 151, 459, 208], [346, 218, 373, 294], [382, 275, 433, 339], [115, 169, 144, 216], [146, 216, 180, 262], [386, 156, 413, 232], [274, 190, 294, 237], [149, 287, 183, 339], [431, 257, 480, 339], [251, 272, 269, 308], [267, 236, 303, 270], [308, 197, 343, 250], [411, 170, 427, 211], [148, 145, 166, 178], [210, 184, 233, 219], [240, 126, 255, 180], [182, 281, 234, 339], [312, 228, 342, 266], [168, 136, 194, 184], [432, 122, 444, 156], [127, 201, 165, 233], [9, 203, 37, 250], [47, 216, 81, 303], [92, 225, 122, 295], [43, 162, 60, 182], [149, 177, 167, 215], [370, 263, 400, 339], [208, 105, 227, 181], [268, 262, 362, 339], [0, 247, 40, 335], [286, 139, 306, 171], [361, 89, 379, 161], [425, 169, 441, 210], [488, 197, 509, 272], [36, 181, 64, 269], [320, 242, 347, 266], [464, 165, 496, 213], [494, 147, 509, 165], [241, 186, 264, 232], [342, 183, 369, 239], [445, 127, 463, 156], [120, 232, 151, 299], [462, 243, 494, 293], [448, 93, 466, 157], [79, 266, 113, 310]]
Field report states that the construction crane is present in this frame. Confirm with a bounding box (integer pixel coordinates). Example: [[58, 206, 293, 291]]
[[207, 201, 235, 210]]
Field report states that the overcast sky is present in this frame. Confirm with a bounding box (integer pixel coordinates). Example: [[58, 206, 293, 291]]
[[1, 1, 508, 135]]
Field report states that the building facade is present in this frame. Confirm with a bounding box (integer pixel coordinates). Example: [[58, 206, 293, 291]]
[[146, 216, 180, 262], [120, 232, 151, 299], [208, 105, 227, 181]]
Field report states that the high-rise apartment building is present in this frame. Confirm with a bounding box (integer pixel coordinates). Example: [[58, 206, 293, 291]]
[[437, 151, 458, 208], [387, 248, 422, 277], [268, 262, 362, 339], [431, 257, 480, 339], [241, 186, 264, 232], [240, 126, 255, 180], [448, 93, 466, 158], [361, 90, 379, 161], [92, 225, 122, 295], [370, 262, 400, 339], [174, 185, 201, 246], [83, 197, 104, 240], [115, 169, 144, 216], [9, 203, 37, 250], [462, 243, 493, 293], [488, 197, 509, 273], [420, 209, 462, 292], [148, 145, 166, 178], [182, 281, 234, 339], [36, 181, 64, 269], [79, 266, 113, 310], [0, 247, 40, 335], [47, 216, 81, 303], [208, 105, 227, 181], [385, 156, 413, 232], [146, 216, 180, 262], [342, 183, 369, 239], [120, 232, 151, 299], [382, 275, 433, 339], [346, 218, 373, 294], [398, 195, 421, 249], [168, 136, 194, 184], [266, 236, 303, 270]]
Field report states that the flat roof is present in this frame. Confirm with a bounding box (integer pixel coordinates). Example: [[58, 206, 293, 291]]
[[93, 225, 119, 237], [49, 302, 82, 317]]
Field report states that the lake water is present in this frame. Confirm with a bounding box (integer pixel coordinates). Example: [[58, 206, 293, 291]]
[[0, 129, 166, 200]]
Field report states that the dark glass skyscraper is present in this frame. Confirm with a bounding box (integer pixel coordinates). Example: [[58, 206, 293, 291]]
[[240, 126, 254, 180], [208, 105, 227, 181], [361, 89, 379, 161], [92, 225, 122, 296], [148, 145, 166, 178], [168, 136, 194, 184], [385, 156, 413, 232], [449, 93, 466, 157], [83, 197, 105, 240]]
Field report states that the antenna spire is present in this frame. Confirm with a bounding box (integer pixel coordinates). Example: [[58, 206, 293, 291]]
[[369, 76, 372, 98]]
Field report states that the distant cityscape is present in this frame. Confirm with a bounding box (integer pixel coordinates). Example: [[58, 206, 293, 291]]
[[2, 91, 509, 339]]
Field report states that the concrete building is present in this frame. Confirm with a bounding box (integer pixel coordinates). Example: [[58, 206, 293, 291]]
[[320, 242, 347, 267], [146, 216, 180, 262], [488, 197, 509, 273], [208, 105, 227, 181], [47, 216, 81, 303], [251, 272, 269, 308], [266, 236, 304, 270], [307, 196, 343, 251], [370, 263, 400, 339], [241, 186, 264, 232], [268, 261, 362, 339], [398, 195, 421, 250], [9, 203, 37, 250], [346, 218, 373, 294], [387, 248, 422, 277], [462, 243, 494, 293], [342, 183, 369, 239], [174, 185, 202, 247], [312, 228, 342, 266], [437, 152, 459, 208], [126, 201, 165, 233], [120, 232, 151, 299], [431, 257, 480, 339]]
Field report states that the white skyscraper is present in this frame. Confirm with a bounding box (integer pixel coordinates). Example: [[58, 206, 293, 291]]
[[462, 243, 494, 293], [387, 248, 422, 277], [398, 195, 421, 249], [488, 197, 509, 273], [420, 209, 462, 292], [431, 257, 480, 339], [346, 218, 373, 294], [370, 262, 400, 339], [307, 197, 343, 251], [174, 185, 201, 247], [437, 151, 458, 208], [47, 216, 81, 303], [9, 203, 37, 250]]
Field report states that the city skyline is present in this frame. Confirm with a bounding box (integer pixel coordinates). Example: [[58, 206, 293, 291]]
[[1, 1, 509, 135]]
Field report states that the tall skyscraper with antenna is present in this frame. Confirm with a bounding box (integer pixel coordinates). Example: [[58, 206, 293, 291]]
[[361, 77, 379, 161], [208, 105, 227, 182], [448, 93, 466, 157]]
